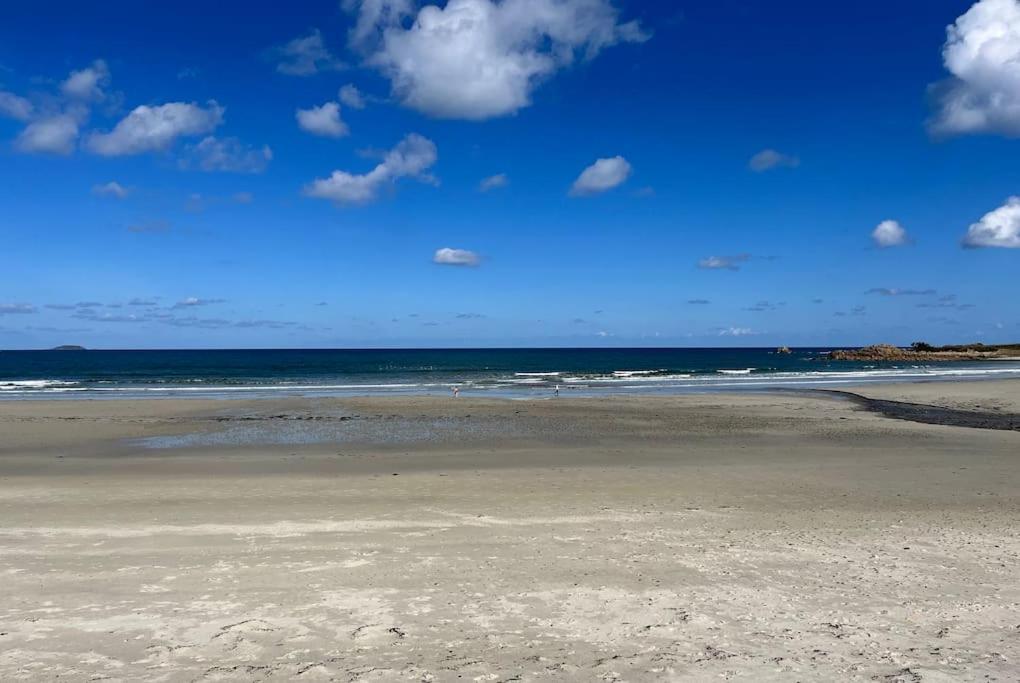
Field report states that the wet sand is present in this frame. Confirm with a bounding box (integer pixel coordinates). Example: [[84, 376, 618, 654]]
[[1, 381, 1019, 680]]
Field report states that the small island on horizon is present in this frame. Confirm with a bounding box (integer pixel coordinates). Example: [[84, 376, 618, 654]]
[[50, 345, 87, 351]]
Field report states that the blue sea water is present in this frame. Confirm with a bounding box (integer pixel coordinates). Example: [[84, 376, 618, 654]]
[[1, 348, 1019, 399]]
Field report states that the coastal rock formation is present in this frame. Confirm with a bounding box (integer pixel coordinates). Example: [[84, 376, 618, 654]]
[[827, 343, 1019, 362]]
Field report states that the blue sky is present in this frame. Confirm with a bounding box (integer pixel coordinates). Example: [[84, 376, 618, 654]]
[[1, 0, 1019, 349]]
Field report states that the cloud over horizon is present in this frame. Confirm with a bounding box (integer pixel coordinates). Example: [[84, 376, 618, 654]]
[[0, 303, 37, 315], [698, 254, 751, 271], [866, 287, 937, 296]]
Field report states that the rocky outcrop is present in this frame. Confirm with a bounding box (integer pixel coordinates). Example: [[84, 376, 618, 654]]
[[827, 344, 1005, 362]]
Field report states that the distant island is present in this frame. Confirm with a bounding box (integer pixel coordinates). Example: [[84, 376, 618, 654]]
[[51, 345, 87, 351], [828, 342, 1020, 362]]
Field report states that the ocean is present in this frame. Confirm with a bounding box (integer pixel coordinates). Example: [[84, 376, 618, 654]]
[[2, 348, 1020, 399]]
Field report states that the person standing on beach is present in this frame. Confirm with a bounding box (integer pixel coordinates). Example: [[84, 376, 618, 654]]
[[452, 386, 460, 398], [554, 385, 560, 397]]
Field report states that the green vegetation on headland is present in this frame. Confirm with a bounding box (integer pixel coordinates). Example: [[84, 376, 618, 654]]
[[828, 342, 1020, 361]]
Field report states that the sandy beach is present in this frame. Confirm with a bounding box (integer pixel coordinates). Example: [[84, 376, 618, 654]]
[[1, 381, 1019, 681]]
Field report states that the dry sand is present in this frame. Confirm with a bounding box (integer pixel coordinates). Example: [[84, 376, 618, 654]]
[[1, 381, 1018, 681]]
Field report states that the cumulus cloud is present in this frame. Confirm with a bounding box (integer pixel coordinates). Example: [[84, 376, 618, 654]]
[[569, 156, 631, 196], [339, 84, 367, 109], [0, 91, 33, 121], [345, 0, 415, 48], [962, 195, 1020, 247], [698, 254, 751, 271], [871, 219, 909, 248], [92, 181, 129, 199], [479, 173, 508, 192], [86, 101, 224, 156], [185, 136, 272, 173], [15, 114, 79, 154], [304, 133, 437, 205], [296, 101, 349, 137], [748, 148, 799, 172], [433, 247, 480, 266], [61, 59, 110, 101], [928, 0, 1020, 136], [0, 303, 36, 315], [347, 0, 647, 120], [6, 59, 117, 155], [272, 29, 344, 76]]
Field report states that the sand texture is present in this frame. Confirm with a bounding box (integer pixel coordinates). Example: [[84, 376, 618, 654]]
[[1, 382, 1018, 681]]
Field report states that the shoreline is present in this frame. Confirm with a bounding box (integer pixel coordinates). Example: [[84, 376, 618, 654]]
[[4, 367, 1020, 402]]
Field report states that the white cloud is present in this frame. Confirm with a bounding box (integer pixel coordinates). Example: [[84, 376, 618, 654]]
[[344, 0, 415, 50], [339, 84, 367, 109], [296, 101, 349, 137], [185, 136, 272, 173], [865, 287, 936, 296], [0, 303, 36, 315], [718, 327, 753, 337], [872, 219, 909, 248], [569, 155, 631, 196], [348, 0, 647, 120], [433, 247, 480, 266], [92, 181, 129, 199], [61, 59, 110, 101], [304, 133, 437, 205], [233, 191, 254, 204], [172, 297, 225, 309], [272, 29, 344, 76], [748, 148, 799, 172], [698, 254, 751, 271], [15, 114, 79, 155], [479, 173, 508, 191], [86, 101, 223, 156], [962, 196, 1020, 248], [0, 91, 33, 121], [929, 0, 1020, 136]]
